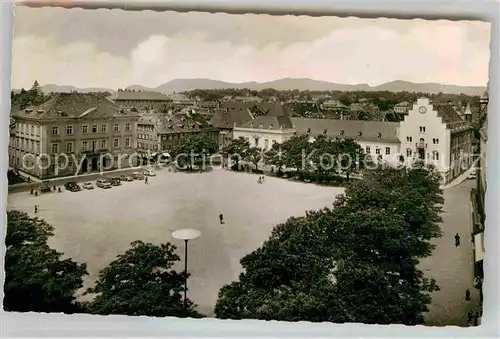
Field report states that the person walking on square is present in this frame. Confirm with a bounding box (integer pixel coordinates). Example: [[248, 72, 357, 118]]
[[34, 205, 38, 214], [219, 213, 224, 225], [465, 289, 471, 301], [455, 233, 461, 247], [145, 176, 148, 184]]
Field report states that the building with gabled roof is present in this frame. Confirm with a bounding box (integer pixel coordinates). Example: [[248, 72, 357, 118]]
[[9, 93, 140, 179], [113, 90, 173, 110], [227, 98, 472, 184]]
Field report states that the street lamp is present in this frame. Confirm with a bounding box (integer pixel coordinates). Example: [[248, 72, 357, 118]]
[[172, 228, 201, 308]]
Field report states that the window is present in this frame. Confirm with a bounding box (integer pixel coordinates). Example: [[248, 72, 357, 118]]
[[406, 136, 413, 142], [125, 123, 131, 132], [433, 151, 440, 160], [82, 141, 88, 151], [82, 125, 88, 134], [423, 127, 426, 132], [66, 142, 73, 153], [365, 146, 371, 153], [92, 124, 98, 133], [113, 138, 119, 148], [375, 148, 381, 155], [52, 126, 59, 136], [265, 139, 269, 149], [31, 126, 34, 135], [433, 138, 439, 144], [35, 141, 40, 154], [101, 140, 107, 149], [114, 124, 119, 132], [66, 125, 74, 135], [407, 149, 412, 157], [101, 124, 108, 133], [419, 126, 426, 133], [92, 140, 98, 151], [51, 143, 59, 154], [125, 137, 131, 147], [385, 147, 391, 155]]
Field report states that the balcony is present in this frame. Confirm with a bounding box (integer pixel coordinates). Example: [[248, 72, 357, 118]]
[[415, 142, 427, 149]]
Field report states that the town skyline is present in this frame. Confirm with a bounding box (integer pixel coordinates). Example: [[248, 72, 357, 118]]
[[12, 7, 490, 90]]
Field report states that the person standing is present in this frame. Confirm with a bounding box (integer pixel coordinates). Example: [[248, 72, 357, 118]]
[[465, 289, 471, 301], [219, 213, 224, 224], [145, 176, 148, 184], [34, 205, 38, 214], [455, 233, 461, 247]]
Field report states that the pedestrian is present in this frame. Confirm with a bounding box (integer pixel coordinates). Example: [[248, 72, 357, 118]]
[[35, 191, 38, 196], [34, 205, 38, 214], [261, 175, 265, 183], [145, 176, 148, 184], [219, 213, 224, 224], [53, 185, 56, 191], [30, 188, 34, 195], [455, 233, 461, 247], [465, 289, 471, 301], [467, 311, 473, 323], [58, 187, 61, 192]]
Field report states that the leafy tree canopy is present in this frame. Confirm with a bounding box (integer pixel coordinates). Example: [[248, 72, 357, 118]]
[[4, 211, 88, 313], [87, 240, 203, 318]]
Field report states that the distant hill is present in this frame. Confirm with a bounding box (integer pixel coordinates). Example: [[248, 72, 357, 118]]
[[22, 79, 486, 96], [149, 78, 486, 96], [40, 84, 115, 94]]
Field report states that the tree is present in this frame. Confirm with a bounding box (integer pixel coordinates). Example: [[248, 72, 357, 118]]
[[4, 211, 88, 313], [215, 165, 443, 324], [221, 136, 250, 170], [336, 138, 366, 180], [171, 133, 218, 170], [244, 147, 263, 171], [87, 240, 203, 318]]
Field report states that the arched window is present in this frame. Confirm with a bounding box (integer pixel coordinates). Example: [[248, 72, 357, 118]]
[[433, 151, 440, 160], [406, 148, 412, 157]]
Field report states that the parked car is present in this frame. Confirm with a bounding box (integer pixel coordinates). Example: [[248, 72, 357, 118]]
[[132, 172, 145, 180], [468, 169, 477, 180], [143, 170, 156, 177], [64, 181, 81, 192], [82, 182, 94, 190], [110, 177, 121, 186], [120, 174, 133, 182], [96, 179, 112, 189]]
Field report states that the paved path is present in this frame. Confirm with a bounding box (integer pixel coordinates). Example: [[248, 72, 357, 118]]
[[420, 179, 481, 326]]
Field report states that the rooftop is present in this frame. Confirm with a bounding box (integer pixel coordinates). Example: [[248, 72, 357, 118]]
[[12, 93, 139, 120], [433, 103, 465, 126], [291, 118, 400, 143], [115, 91, 172, 102]]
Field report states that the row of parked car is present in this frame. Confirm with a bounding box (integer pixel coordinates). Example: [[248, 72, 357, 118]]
[[63, 170, 156, 192]]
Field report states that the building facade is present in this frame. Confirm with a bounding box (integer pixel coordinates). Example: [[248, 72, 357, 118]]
[[229, 98, 473, 184], [10, 93, 140, 179], [399, 98, 473, 183]]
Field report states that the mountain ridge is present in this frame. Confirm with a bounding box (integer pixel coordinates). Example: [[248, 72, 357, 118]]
[[28, 78, 486, 96]]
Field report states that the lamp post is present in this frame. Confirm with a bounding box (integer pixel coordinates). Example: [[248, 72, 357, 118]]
[[172, 228, 201, 308]]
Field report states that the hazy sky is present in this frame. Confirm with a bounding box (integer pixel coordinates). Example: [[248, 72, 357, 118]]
[[12, 7, 491, 89]]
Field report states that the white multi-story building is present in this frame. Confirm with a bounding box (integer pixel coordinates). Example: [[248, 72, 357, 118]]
[[231, 98, 473, 184]]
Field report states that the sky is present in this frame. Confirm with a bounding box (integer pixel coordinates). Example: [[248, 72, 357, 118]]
[[11, 7, 491, 90]]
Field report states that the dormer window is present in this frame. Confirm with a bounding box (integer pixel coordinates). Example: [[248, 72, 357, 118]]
[[377, 132, 382, 139], [250, 123, 254, 128], [269, 124, 274, 129], [340, 129, 344, 136], [323, 128, 327, 134], [357, 131, 362, 137], [306, 127, 311, 133]]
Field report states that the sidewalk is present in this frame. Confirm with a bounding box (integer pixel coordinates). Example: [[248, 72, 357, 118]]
[[441, 157, 481, 190]]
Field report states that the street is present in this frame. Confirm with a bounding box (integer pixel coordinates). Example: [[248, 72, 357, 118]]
[[420, 179, 480, 326]]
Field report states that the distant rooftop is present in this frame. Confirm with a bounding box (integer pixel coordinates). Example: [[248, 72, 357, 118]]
[[115, 91, 172, 102]]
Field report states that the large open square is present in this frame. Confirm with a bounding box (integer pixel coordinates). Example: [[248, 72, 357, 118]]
[[7, 168, 343, 316]]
